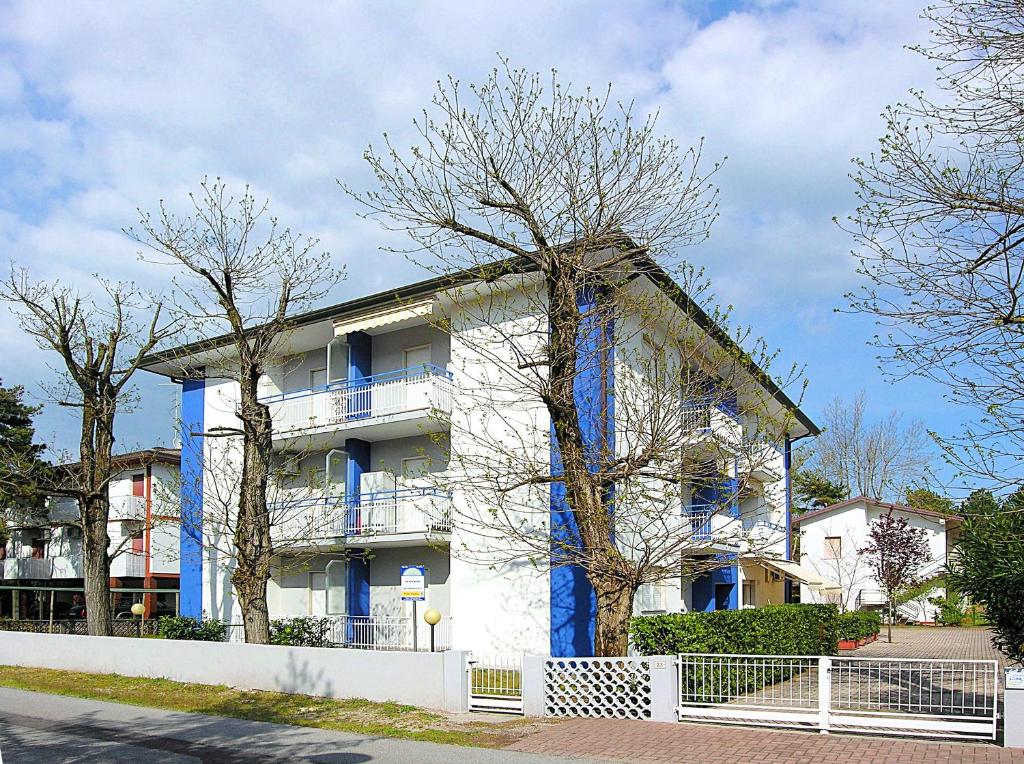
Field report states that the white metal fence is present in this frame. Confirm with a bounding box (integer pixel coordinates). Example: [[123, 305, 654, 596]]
[[468, 653, 523, 713], [222, 615, 453, 652], [676, 653, 999, 740]]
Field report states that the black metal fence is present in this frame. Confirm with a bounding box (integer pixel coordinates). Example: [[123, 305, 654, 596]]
[[0, 618, 160, 637]]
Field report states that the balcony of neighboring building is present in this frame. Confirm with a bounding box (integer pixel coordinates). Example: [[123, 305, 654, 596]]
[[108, 494, 147, 521]]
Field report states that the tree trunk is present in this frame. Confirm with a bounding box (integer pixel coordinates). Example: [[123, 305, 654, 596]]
[[81, 496, 112, 636], [887, 600, 894, 643], [593, 579, 635, 657], [232, 367, 275, 644], [235, 574, 271, 644]]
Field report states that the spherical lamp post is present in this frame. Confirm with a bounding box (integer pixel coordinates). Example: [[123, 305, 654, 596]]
[[423, 608, 442, 652], [131, 601, 146, 637]]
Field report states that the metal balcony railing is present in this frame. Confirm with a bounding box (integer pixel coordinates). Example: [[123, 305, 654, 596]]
[[262, 364, 454, 436], [272, 487, 453, 542], [109, 495, 147, 521]]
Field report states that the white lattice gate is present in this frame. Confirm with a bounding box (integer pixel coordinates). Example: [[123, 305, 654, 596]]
[[468, 653, 523, 714], [545, 657, 653, 719], [676, 653, 999, 740]]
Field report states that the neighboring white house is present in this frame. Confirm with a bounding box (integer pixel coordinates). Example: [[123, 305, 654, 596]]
[[142, 258, 818, 656], [793, 496, 959, 623], [0, 448, 182, 620]]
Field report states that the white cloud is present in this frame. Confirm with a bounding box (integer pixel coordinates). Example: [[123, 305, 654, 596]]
[[0, 0, 939, 449]]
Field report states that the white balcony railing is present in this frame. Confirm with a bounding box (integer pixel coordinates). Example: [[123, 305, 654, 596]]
[[272, 487, 453, 542], [263, 365, 454, 437], [109, 495, 147, 521]]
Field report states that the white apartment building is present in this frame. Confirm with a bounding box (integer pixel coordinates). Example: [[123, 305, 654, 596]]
[[793, 496, 959, 623], [142, 259, 818, 656], [0, 448, 181, 620]]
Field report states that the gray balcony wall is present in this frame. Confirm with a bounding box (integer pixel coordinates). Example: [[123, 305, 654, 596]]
[[370, 325, 450, 373]]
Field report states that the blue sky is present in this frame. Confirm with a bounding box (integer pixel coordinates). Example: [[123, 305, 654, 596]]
[[0, 1, 974, 489]]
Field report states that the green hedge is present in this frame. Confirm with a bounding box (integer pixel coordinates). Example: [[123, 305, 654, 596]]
[[837, 611, 881, 641], [156, 616, 228, 642], [630, 604, 839, 656], [270, 617, 334, 647]]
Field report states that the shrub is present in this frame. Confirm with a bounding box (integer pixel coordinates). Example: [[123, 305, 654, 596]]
[[929, 595, 966, 627], [838, 611, 881, 641], [156, 615, 228, 642], [269, 617, 334, 648], [630, 604, 839, 657]]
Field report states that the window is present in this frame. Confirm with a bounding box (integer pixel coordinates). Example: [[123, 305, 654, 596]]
[[401, 456, 430, 483], [742, 580, 756, 608], [310, 368, 328, 389], [638, 582, 666, 613], [824, 536, 842, 560], [403, 344, 431, 370], [326, 559, 346, 615]]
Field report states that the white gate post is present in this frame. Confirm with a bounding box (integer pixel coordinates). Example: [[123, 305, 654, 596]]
[[521, 655, 546, 717], [817, 656, 831, 734], [646, 656, 676, 723], [442, 649, 470, 713]]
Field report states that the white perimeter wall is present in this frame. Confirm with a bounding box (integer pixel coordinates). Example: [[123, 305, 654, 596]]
[[0, 631, 468, 711]]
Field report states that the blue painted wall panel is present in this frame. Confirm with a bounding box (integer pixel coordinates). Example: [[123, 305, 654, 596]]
[[179, 376, 205, 618], [549, 285, 613, 657]]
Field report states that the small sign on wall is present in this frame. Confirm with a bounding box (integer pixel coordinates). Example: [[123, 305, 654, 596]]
[[1007, 668, 1024, 691], [400, 565, 427, 601]]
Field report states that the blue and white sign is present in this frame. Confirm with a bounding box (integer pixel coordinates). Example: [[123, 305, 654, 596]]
[[400, 565, 427, 601]]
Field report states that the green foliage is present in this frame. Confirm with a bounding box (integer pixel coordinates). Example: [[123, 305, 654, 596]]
[[0, 381, 50, 530], [157, 616, 228, 642], [269, 617, 334, 648], [929, 594, 966, 627], [837, 611, 881, 641], [949, 488, 1024, 661], [792, 470, 847, 513], [904, 487, 956, 516], [630, 604, 839, 656]]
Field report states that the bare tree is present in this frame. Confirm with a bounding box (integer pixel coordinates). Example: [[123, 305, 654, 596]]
[[1, 276, 175, 635], [801, 526, 871, 613], [131, 180, 342, 643], [347, 62, 807, 655], [802, 392, 932, 502], [845, 1, 1024, 489]]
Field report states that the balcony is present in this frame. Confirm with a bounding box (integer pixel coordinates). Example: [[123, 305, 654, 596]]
[[263, 365, 454, 449], [109, 495, 147, 521], [685, 503, 742, 550], [737, 438, 785, 484], [3, 557, 52, 579], [272, 487, 453, 547]]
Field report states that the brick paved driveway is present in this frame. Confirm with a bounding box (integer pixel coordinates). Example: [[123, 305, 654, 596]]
[[509, 718, 1021, 763], [847, 627, 1006, 667]]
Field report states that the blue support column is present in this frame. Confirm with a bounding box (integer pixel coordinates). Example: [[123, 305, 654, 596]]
[[344, 437, 371, 624], [179, 374, 205, 618], [549, 285, 613, 657], [691, 563, 738, 612], [346, 331, 372, 420]]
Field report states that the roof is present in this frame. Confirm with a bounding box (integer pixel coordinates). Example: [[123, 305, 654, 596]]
[[141, 251, 819, 436], [792, 495, 960, 526], [57, 447, 181, 472]]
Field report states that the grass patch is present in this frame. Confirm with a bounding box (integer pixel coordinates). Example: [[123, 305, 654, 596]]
[[0, 665, 537, 747]]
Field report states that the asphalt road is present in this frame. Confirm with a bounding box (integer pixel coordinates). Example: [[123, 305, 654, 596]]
[[0, 688, 606, 763]]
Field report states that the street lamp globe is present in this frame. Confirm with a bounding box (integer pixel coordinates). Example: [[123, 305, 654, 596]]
[[423, 608, 441, 626]]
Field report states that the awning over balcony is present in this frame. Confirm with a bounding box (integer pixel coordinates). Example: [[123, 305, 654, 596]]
[[754, 558, 841, 592], [333, 299, 435, 336]]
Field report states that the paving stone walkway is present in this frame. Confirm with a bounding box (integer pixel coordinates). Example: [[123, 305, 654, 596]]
[[508, 718, 1022, 763], [846, 627, 1006, 667]]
